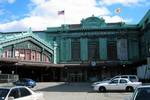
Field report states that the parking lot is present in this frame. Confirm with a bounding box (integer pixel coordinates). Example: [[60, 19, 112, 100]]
[[33, 82, 132, 100]]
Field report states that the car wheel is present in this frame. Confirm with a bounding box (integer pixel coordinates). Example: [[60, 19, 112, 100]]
[[99, 86, 106, 92], [126, 86, 134, 92]]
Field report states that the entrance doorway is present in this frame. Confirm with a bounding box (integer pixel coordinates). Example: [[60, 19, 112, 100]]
[[67, 69, 85, 82], [69, 72, 82, 82]]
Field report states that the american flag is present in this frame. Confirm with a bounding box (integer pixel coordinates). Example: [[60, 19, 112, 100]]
[[58, 10, 65, 15]]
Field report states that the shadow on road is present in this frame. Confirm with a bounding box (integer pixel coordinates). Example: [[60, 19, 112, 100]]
[[35, 82, 133, 93], [36, 82, 93, 92]]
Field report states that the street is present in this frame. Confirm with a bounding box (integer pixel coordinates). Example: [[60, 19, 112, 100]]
[[34, 82, 132, 100]]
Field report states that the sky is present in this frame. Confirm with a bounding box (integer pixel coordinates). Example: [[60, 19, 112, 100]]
[[0, 0, 149, 32]]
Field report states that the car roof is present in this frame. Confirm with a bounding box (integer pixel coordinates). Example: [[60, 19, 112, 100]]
[[115, 75, 137, 77], [137, 85, 150, 89], [112, 78, 129, 80]]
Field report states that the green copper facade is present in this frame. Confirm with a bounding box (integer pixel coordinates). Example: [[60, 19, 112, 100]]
[[0, 10, 149, 82], [99, 38, 107, 60], [80, 38, 88, 61]]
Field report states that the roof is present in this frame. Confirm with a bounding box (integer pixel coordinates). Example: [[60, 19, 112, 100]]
[[138, 85, 150, 88]]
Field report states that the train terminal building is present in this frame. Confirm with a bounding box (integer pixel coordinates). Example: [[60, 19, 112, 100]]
[[0, 10, 149, 82]]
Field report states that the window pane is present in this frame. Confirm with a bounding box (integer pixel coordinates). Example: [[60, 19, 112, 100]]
[[107, 41, 117, 60], [120, 79, 127, 83], [88, 39, 99, 61], [9, 89, 19, 98], [72, 39, 80, 61], [20, 88, 31, 97], [110, 80, 118, 84]]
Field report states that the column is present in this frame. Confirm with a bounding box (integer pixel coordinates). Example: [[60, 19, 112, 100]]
[[11, 45, 15, 58], [99, 38, 107, 60], [40, 48, 44, 61], [60, 39, 66, 61], [128, 39, 139, 60], [54, 41, 58, 64], [66, 39, 71, 61], [0, 46, 3, 57]]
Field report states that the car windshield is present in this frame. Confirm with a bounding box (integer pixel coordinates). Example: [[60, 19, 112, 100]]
[[135, 88, 150, 100], [0, 89, 9, 100]]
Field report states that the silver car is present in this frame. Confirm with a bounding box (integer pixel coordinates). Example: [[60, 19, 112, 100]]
[[93, 78, 142, 92]]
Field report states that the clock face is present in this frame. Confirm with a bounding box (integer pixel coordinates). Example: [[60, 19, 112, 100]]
[[91, 61, 96, 66]]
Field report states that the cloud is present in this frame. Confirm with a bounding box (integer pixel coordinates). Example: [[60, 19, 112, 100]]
[[102, 15, 132, 23], [0, 0, 129, 32], [98, 0, 148, 6]]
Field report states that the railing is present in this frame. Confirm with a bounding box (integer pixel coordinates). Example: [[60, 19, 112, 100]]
[[0, 74, 19, 83]]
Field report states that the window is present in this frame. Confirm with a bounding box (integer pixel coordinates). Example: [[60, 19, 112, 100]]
[[31, 50, 36, 61], [25, 49, 31, 60], [71, 39, 80, 61], [120, 79, 127, 84], [107, 40, 117, 60], [121, 76, 128, 78], [4, 50, 11, 58], [36, 51, 41, 62], [129, 76, 137, 82], [19, 88, 31, 97], [88, 39, 99, 61], [0, 89, 9, 99], [110, 79, 118, 84], [9, 89, 19, 99]]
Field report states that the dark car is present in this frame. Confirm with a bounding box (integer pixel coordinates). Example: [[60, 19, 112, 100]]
[[127, 85, 150, 100], [13, 78, 36, 88]]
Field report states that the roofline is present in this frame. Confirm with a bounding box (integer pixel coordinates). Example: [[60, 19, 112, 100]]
[[0, 30, 44, 34], [138, 9, 150, 26]]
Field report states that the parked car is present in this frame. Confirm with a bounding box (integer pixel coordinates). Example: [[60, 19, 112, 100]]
[[92, 75, 139, 87], [13, 78, 36, 88], [93, 78, 142, 92], [128, 85, 150, 100], [0, 86, 45, 100]]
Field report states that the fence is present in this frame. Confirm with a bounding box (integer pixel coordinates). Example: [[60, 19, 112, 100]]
[[0, 74, 19, 83]]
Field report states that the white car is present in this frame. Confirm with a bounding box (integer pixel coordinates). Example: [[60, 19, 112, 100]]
[[0, 86, 45, 100], [93, 78, 142, 92], [92, 75, 139, 87]]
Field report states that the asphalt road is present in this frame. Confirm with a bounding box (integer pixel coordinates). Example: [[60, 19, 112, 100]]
[[33, 82, 132, 100]]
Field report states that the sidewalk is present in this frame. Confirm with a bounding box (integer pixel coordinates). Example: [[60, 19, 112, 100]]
[[0, 82, 13, 87]]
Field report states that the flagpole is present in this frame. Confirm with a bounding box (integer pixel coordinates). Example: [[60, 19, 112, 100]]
[[58, 10, 65, 26], [63, 7, 66, 25]]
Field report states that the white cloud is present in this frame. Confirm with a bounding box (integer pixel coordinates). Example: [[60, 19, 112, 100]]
[[98, 0, 148, 6], [0, 0, 130, 32], [102, 15, 132, 23]]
